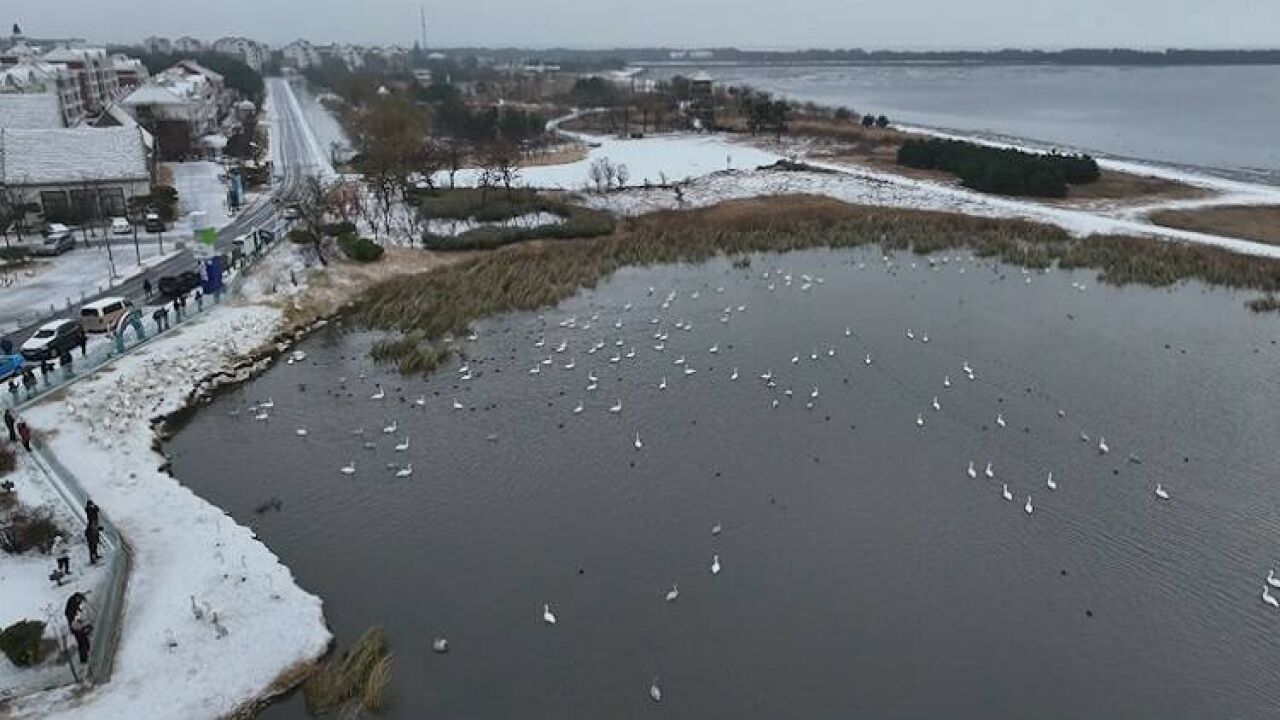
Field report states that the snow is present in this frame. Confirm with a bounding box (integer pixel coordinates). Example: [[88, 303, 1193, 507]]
[[291, 82, 350, 166], [0, 244, 184, 331], [0, 127, 149, 186], [166, 161, 231, 231], [5, 249, 331, 719], [0, 93, 63, 129], [426, 211, 563, 237], [274, 79, 336, 180]]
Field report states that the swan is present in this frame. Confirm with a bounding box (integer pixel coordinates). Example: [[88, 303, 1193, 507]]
[[254, 410, 269, 421], [634, 432, 643, 450], [414, 395, 426, 407], [395, 464, 413, 478], [730, 368, 739, 381], [659, 377, 668, 390], [615, 318, 623, 329], [1265, 586, 1279, 609], [810, 387, 819, 399], [395, 437, 410, 452], [1025, 496, 1034, 514], [609, 355, 621, 364], [916, 413, 925, 427], [966, 461, 977, 479], [711, 554, 721, 575], [340, 462, 355, 475], [1002, 483, 1013, 501], [295, 427, 308, 437], [864, 353, 872, 366], [625, 348, 636, 359], [711, 522, 722, 536], [826, 347, 835, 357], [1268, 570, 1280, 589], [809, 351, 818, 361], [760, 371, 773, 381], [984, 462, 994, 479], [653, 343, 665, 351], [921, 333, 930, 343], [1154, 483, 1169, 500], [259, 398, 274, 409], [943, 375, 951, 388], [650, 677, 662, 702], [683, 367, 697, 375], [931, 396, 941, 411], [573, 402, 584, 414], [452, 399, 464, 410], [709, 344, 719, 354], [543, 603, 557, 624], [586, 382, 598, 391], [556, 340, 567, 353], [1098, 437, 1110, 454], [529, 366, 541, 375], [673, 355, 686, 366], [563, 359, 576, 370], [588, 372, 599, 383], [383, 421, 397, 434], [534, 337, 545, 348], [665, 584, 679, 602], [609, 400, 623, 413], [542, 356, 553, 365], [996, 413, 1006, 428], [457, 364, 470, 375], [1047, 472, 1057, 490], [906, 329, 915, 340], [370, 385, 385, 400]]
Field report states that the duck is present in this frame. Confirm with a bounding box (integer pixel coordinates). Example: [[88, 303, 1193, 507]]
[[984, 462, 995, 479], [340, 462, 355, 475], [395, 464, 413, 478], [395, 437, 410, 452], [966, 461, 977, 479], [543, 603, 557, 624], [1046, 472, 1057, 491], [1024, 496, 1034, 515], [370, 385, 385, 400], [665, 584, 679, 602], [1002, 483, 1013, 501], [1154, 483, 1169, 500], [711, 554, 721, 575]]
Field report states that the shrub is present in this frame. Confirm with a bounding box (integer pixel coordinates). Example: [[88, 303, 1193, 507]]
[[287, 228, 317, 245], [0, 620, 47, 667], [898, 138, 1099, 198], [337, 233, 385, 262], [0, 507, 60, 554], [321, 221, 357, 237], [303, 627, 391, 715], [419, 187, 554, 223]]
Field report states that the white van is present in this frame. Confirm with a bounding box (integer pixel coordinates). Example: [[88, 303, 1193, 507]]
[[79, 297, 133, 333]]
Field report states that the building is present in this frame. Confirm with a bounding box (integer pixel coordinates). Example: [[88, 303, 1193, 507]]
[[39, 46, 120, 114], [173, 36, 205, 54], [212, 37, 268, 72], [281, 39, 322, 70], [0, 92, 64, 128], [110, 54, 149, 90], [119, 62, 222, 160], [0, 126, 152, 224], [0, 60, 82, 125], [141, 36, 172, 55]]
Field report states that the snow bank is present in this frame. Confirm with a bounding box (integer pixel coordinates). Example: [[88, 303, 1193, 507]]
[[7, 287, 330, 718]]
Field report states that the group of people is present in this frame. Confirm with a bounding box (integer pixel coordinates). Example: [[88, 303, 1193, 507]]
[[2, 335, 87, 406], [148, 286, 205, 333], [58, 499, 106, 668]]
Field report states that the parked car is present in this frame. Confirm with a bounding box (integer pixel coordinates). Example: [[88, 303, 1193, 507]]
[[79, 297, 133, 333], [31, 226, 74, 256], [144, 212, 165, 233], [20, 318, 85, 361], [283, 203, 301, 220], [111, 217, 132, 235], [158, 271, 202, 299]]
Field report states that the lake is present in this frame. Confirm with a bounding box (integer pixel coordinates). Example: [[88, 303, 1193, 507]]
[[647, 64, 1280, 185], [169, 247, 1280, 718]]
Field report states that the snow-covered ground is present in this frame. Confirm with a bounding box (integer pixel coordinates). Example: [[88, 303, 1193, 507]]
[[292, 82, 350, 167], [4, 250, 330, 718], [0, 244, 183, 331], [426, 211, 562, 237], [165, 161, 231, 232]]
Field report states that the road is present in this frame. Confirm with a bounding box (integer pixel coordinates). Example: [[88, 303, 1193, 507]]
[[2, 77, 329, 348]]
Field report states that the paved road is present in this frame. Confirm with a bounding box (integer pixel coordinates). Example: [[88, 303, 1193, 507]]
[[3, 77, 324, 348]]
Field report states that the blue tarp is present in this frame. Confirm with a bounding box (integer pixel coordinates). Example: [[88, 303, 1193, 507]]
[[0, 354, 24, 381]]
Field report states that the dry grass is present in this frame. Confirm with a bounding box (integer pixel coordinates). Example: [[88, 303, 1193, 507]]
[[1057, 171, 1208, 205], [362, 656, 393, 712], [523, 143, 588, 167], [1150, 205, 1280, 246], [303, 627, 392, 716]]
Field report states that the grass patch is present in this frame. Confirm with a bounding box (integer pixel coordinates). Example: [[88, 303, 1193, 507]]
[[370, 332, 453, 375], [1149, 205, 1280, 246], [417, 187, 557, 223], [302, 627, 393, 716], [1248, 295, 1280, 313], [421, 205, 615, 251]]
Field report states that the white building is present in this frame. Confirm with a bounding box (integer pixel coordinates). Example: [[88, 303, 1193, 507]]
[[281, 39, 322, 70], [119, 62, 222, 159], [212, 37, 268, 72], [0, 126, 152, 223], [141, 36, 172, 55], [0, 60, 82, 125], [39, 46, 121, 114], [173, 36, 205, 54]]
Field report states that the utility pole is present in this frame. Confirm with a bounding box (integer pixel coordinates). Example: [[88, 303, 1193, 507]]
[[420, 5, 428, 52]]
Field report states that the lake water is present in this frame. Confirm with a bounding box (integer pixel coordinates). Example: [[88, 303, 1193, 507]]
[[170, 248, 1280, 718], [648, 64, 1280, 185]]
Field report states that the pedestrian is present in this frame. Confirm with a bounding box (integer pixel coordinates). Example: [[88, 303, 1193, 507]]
[[85, 499, 100, 529], [173, 296, 182, 322], [152, 308, 165, 333], [160, 306, 170, 330], [143, 277, 152, 299], [37, 360, 49, 386], [58, 349, 73, 377], [16, 419, 31, 451], [22, 369, 37, 398], [195, 289, 204, 312], [52, 532, 71, 579], [3, 408, 14, 442], [78, 333, 87, 357], [0, 337, 12, 355], [7, 379, 18, 405], [85, 522, 101, 564], [65, 591, 93, 665]]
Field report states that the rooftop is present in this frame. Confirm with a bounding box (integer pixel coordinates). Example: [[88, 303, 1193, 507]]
[[0, 92, 64, 129], [0, 126, 150, 186]]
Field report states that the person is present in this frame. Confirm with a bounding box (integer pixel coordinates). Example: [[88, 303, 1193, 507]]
[[143, 277, 152, 299], [85, 499, 100, 529], [37, 360, 49, 385], [52, 532, 70, 578], [22, 368, 36, 398], [78, 333, 87, 357], [0, 337, 12, 355], [152, 308, 165, 333], [3, 408, 14, 442], [65, 591, 93, 665], [16, 419, 31, 451], [85, 521, 101, 564], [7, 379, 18, 405], [194, 289, 204, 312], [58, 349, 73, 378], [173, 296, 183, 322]]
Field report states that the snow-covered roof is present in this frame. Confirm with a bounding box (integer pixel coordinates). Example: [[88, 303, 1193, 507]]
[[690, 71, 714, 83], [0, 126, 149, 186], [176, 59, 224, 83], [120, 83, 190, 107], [0, 92, 63, 129]]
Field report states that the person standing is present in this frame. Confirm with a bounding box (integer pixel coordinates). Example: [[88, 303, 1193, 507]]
[[0, 337, 12, 356], [7, 379, 18, 405], [52, 532, 71, 579], [78, 333, 87, 357], [194, 289, 204, 312], [3, 408, 15, 442], [85, 521, 102, 565], [143, 277, 152, 300], [85, 499, 100, 529], [65, 592, 93, 665], [22, 369, 36, 398], [16, 419, 31, 451]]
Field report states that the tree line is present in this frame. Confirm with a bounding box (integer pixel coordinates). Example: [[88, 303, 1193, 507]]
[[897, 138, 1100, 199], [119, 48, 265, 102]]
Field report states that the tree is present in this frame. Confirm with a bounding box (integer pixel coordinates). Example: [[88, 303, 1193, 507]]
[[482, 142, 522, 199], [875, 115, 889, 128], [351, 93, 428, 240], [293, 175, 330, 265], [861, 114, 876, 128], [615, 163, 629, 190]]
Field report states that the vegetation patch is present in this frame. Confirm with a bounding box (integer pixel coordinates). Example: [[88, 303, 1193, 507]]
[[417, 187, 559, 223], [0, 619, 47, 668], [1, 506, 61, 555], [302, 627, 393, 716], [898, 138, 1100, 198], [1149, 205, 1280, 247], [354, 195, 1280, 373], [337, 233, 385, 263], [1249, 295, 1280, 313], [417, 189, 615, 251]]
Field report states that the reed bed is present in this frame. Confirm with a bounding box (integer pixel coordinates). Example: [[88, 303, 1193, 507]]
[[351, 195, 1280, 372], [302, 627, 392, 716]]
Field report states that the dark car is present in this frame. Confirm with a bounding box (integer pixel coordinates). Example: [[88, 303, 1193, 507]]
[[144, 212, 166, 233], [158, 271, 202, 299], [20, 318, 86, 362]]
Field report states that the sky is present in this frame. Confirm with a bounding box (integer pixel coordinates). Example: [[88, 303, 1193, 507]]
[[12, 0, 1280, 49]]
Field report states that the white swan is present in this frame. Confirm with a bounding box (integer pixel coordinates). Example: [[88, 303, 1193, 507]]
[[395, 464, 413, 478], [414, 395, 426, 407], [683, 367, 697, 375], [711, 522, 722, 536], [1264, 586, 1279, 609], [730, 368, 739, 381], [760, 371, 773, 381], [370, 384, 385, 400], [383, 421, 397, 434], [1025, 496, 1033, 514], [254, 410, 269, 421], [810, 387, 819, 399], [906, 329, 915, 340], [984, 462, 994, 479], [259, 398, 274, 409], [452, 399, 464, 410], [711, 554, 721, 575], [1046, 472, 1057, 490], [634, 432, 643, 450], [659, 377, 668, 390], [996, 413, 1006, 428], [340, 462, 355, 475], [845, 326, 852, 337], [791, 355, 800, 364], [1098, 437, 1110, 454], [295, 427, 308, 437], [529, 366, 541, 375], [864, 353, 872, 366], [534, 337, 545, 348], [1268, 570, 1280, 589], [931, 396, 941, 411], [1002, 483, 1012, 501], [573, 402, 583, 414], [709, 344, 719, 354], [943, 375, 951, 388], [563, 359, 576, 370], [665, 584, 679, 602], [966, 461, 977, 479], [395, 437, 410, 452], [673, 355, 686, 366], [609, 400, 623, 413], [916, 413, 925, 428], [650, 677, 662, 702], [1154, 483, 1169, 500], [543, 603, 557, 624]]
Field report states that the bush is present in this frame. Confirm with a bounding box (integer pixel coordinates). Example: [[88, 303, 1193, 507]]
[[1, 507, 60, 555], [898, 138, 1099, 198], [0, 620, 47, 667], [419, 187, 554, 223], [287, 228, 318, 245], [337, 233, 385, 262], [321, 221, 357, 237]]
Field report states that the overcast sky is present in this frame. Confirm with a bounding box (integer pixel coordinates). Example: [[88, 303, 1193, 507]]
[[14, 0, 1280, 49]]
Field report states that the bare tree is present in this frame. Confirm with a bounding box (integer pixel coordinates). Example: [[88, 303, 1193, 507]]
[[615, 163, 630, 190], [292, 175, 330, 265], [484, 142, 522, 199]]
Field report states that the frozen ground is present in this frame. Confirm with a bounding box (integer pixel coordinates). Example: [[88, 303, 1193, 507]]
[[5, 245, 330, 719], [0, 244, 183, 331], [165, 162, 231, 232]]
